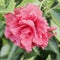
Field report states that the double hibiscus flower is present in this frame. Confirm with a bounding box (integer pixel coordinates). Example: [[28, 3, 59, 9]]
[[4, 4, 56, 52]]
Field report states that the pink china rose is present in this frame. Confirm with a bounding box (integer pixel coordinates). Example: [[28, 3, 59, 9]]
[[4, 4, 56, 52]]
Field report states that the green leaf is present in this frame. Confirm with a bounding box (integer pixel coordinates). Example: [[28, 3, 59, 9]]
[[0, 58, 6, 60], [51, 20, 60, 42], [46, 0, 54, 8], [0, 21, 5, 37], [2, 38, 9, 45], [56, 54, 60, 60], [0, 0, 5, 8], [14, 48, 23, 55], [0, 44, 10, 57], [24, 52, 37, 60], [0, 15, 3, 20], [46, 55, 52, 60], [0, 30, 4, 38], [45, 39, 59, 54], [58, 0, 60, 3], [0, 8, 6, 14], [50, 4, 60, 42], [5, 0, 10, 7], [0, 0, 15, 14], [17, 0, 40, 7], [33, 47, 40, 55], [43, 0, 55, 12], [50, 4, 60, 28], [23, 47, 40, 60], [7, 45, 18, 60], [27, 56, 35, 60], [12, 48, 24, 60], [20, 55, 24, 60], [0, 21, 5, 30], [6, 0, 16, 12]]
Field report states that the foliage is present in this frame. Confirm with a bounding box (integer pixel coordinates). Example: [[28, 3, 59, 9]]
[[0, 0, 60, 60]]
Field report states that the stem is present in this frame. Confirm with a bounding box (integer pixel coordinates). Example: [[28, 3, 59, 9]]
[[7, 44, 18, 60], [46, 4, 60, 14], [40, 0, 46, 8]]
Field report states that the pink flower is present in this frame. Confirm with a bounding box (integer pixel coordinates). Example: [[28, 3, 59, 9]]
[[4, 4, 56, 52]]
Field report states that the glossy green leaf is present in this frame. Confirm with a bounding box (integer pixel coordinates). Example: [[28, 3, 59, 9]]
[[51, 20, 60, 42], [0, 44, 10, 57], [17, 0, 40, 7], [46, 55, 52, 60]]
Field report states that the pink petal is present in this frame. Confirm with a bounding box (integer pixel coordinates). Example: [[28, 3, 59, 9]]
[[33, 34, 43, 46], [10, 27, 21, 38], [48, 26, 57, 31], [19, 20, 36, 34], [25, 4, 42, 16], [21, 36, 32, 52], [4, 27, 11, 38]]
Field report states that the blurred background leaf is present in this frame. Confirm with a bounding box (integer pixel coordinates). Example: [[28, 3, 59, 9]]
[[58, 0, 60, 3], [0, 0, 5, 8], [17, 0, 40, 7], [0, 44, 10, 57], [50, 7, 60, 28], [46, 55, 52, 60], [45, 39, 59, 55], [0, 0, 15, 14]]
